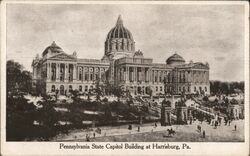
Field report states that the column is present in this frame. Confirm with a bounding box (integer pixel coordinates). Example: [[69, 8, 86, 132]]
[[192, 70, 194, 83], [99, 67, 101, 80], [123, 67, 126, 81], [157, 71, 159, 83], [83, 66, 85, 82], [131, 67, 134, 81], [126, 66, 129, 82], [46, 62, 50, 81], [117, 68, 120, 81], [121, 67, 124, 81], [207, 71, 209, 83], [56, 63, 59, 81], [151, 70, 155, 83], [142, 67, 145, 82], [49, 62, 52, 81], [77, 66, 80, 80], [134, 67, 137, 82], [93, 67, 96, 81], [73, 64, 77, 81], [88, 67, 91, 81], [124, 67, 127, 82], [65, 63, 68, 82]]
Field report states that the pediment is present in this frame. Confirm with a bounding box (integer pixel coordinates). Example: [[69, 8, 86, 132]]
[[48, 53, 76, 60]]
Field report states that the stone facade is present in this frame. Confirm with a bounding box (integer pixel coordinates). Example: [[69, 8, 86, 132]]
[[32, 15, 210, 96]]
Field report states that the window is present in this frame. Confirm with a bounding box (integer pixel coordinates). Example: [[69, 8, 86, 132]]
[[160, 86, 162, 91], [188, 86, 190, 92], [79, 68, 82, 81], [179, 87, 181, 92], [69, 85, 73, 91], [205, 87, 207, 92], [90, 73, 93, 81], [156, 86, 158, 92], [194, 86, 196, 92], [79, 85, 82, 92], [85, 73, 88, 81], [85, 86, 88, 92], [95, 73, 99, 80], [51, 85, 55, 92]]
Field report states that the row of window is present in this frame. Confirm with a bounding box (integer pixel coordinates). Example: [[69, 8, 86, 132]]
[[178, 86, 208, 92], [51, 85, 94, 92]]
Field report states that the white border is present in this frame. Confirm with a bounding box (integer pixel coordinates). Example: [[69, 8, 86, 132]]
[[1, 1, 249, 156]]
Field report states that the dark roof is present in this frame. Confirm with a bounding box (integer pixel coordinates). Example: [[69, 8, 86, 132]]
[[166, 53, 185, 64]]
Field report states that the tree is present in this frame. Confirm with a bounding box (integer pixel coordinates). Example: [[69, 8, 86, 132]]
[[112, 86, 123, 101], [7, 60, 32, 94], [37, 100, 59, 127], [210, 80, 244, 95], [94, 78, 102, 102], [6, 96, 37, 140]]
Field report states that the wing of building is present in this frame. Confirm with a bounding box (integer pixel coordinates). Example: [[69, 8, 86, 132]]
[[32, 15, 210, 96]]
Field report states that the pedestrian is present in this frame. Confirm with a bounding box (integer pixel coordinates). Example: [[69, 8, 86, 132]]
[[128, 124, 132, 130], [86, 134, 89, 141], [234, 124, 237, 131], [155, 122, 157, 128], [203, 130, 206, 138], [218, 117, 221, 126], [228, 120, 231, 126]]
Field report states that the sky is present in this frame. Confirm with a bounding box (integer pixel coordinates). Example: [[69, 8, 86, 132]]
[[6, 3, 245, 82]]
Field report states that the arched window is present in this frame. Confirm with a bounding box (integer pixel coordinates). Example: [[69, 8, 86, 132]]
[[116, 42, 118, 50], [69, 85, 73, 91], [90, 73, 93, 81], [79, 67, 82, 81], [51, 85, 55, 92], [60, 85, 64, 95]]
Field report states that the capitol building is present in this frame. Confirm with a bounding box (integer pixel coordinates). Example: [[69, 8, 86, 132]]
[[32, 15, 210, 96]]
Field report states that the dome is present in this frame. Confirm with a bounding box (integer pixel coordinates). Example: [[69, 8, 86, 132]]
[[166, 53, 185, 65], [106, 15, 133, 41], [104, 15, 135, 58], [42, 41, 64, 57]]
